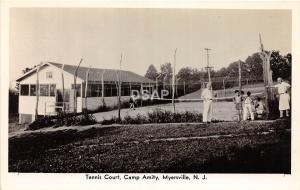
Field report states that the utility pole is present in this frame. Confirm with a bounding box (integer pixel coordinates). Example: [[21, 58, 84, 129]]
[[118, 53, 122, 122], [73, 58, 83, 113], [84, 66, 91, 111], [172, 48, 177, 113], [35, 62, 41, 120], [204, 48, 213, 84], [259, 33, 273, 118], [238, 60, 242, 93], [222, 78, 226, 96], [61, 64, 65, 112]]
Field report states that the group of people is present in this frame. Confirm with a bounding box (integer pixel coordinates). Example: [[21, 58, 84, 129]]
[[233, 90, 265, 121], [201, 77, 291, 123]]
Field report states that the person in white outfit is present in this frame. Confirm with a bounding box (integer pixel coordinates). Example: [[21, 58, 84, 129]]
[[201, 82, 213, 123], [274, 77, 291, 118], [243, 91, 255, 121]]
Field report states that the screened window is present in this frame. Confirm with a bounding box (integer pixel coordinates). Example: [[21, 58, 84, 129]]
[[50, 84, 56, 96], [40, 84, 49, 96], [20, 84, 29, 96], [30, 84, 37, 96]]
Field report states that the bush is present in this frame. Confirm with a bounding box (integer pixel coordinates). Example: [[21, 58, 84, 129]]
[[77, 111, 97, 126], [55, 112, 79, 127], [101, 116, 119, 125], [27, 116, 55, 130], [101, 110, 203, 125], [27, 111, 98, 130]]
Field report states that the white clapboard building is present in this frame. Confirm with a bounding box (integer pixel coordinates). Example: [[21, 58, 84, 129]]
[[16, 61, 155, 124]]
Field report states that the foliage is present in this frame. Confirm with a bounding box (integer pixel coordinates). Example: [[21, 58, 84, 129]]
[[159, 62, 173, 83], [27, 116, 55, 130], [77, 111, 97, 126], [27, 111, 97, 130], [54, 112, 79, 127], [101, 109, 203, 125], [270, 51, 291, 81], [101, 116, 119, 125], [244, 53, 263, 79], [9, 89, 19, 114], [145, 51, 291, 92], [145, 64, 158, 80]]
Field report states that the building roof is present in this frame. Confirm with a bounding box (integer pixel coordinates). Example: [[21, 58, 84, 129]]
[[16, 61, 155, 84]]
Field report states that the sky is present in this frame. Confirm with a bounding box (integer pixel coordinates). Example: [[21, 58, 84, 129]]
[[9, 8, 291, 83]]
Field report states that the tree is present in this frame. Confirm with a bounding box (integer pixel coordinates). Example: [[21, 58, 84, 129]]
[[159, 62, 173, 84], [244, 52, 263, 79], [176, 67, 193, 82], [145, 64, 158, 80], [270, 51, 291, 81]]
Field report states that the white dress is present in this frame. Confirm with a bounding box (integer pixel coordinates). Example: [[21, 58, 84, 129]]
[[275, 82, 291, 111], [201, 88, 213, 122]]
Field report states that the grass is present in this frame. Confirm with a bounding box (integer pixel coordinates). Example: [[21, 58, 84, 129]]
[[9, 119, 290, 173]]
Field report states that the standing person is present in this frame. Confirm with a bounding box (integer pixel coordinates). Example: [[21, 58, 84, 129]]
[[243, 91, 255, 121], [274, 77, 291, 118], [201, 82, 213, 123], [129, 94, 136, 110], [233, 90, 243, 121]]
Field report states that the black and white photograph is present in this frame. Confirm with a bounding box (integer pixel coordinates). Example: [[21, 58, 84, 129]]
[[1, 2, 300, 190]]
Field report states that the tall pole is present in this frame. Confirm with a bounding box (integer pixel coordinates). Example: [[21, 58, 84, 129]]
[[118, 53, 122, 121], [204, 48, 213, 84], [172, 48, 177, 112], [73, 58, 83, 113], [85, 66, 91, 111], [101, 70, 106, 102], [223, 78, 226, 96], [259, 34, 270, 117], [238, 60, 242, 93], [35, 62, 41, 120], [140, 83, 143, 107], [61, 64, 65, 112]]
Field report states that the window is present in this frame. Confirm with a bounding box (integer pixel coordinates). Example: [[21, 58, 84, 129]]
[[30, 84, 37, 96], [46, 72, 53, 79], [40, 84, 49, 96], [50, 84, 56, 96], [20, 84, 29, 96], [90, 84, 101, 97]]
